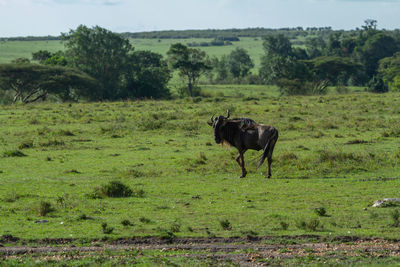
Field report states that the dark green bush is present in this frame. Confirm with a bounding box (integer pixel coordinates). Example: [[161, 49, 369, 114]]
[[89, 180, 133, 199]]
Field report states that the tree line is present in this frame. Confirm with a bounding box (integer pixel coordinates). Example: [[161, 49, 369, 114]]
[[258, 19, 400, 95], [1, 20, 400, 103]]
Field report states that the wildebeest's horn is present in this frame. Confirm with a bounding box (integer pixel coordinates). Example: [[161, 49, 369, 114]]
[[226, 110, 230, 119], [210, 114, 215, 122]]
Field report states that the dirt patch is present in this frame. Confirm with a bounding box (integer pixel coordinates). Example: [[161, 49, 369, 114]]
[[2, 235, 400, 265]]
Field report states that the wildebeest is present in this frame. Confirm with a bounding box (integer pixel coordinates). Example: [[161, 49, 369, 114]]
[[208, 110, 278, 178]]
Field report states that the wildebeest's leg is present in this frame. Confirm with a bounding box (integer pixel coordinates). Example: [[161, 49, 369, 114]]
[[239, 151, 247, 178], [266, 131, 278, 178], [235, 153, 241, 167], [267, 158, 272, 178]]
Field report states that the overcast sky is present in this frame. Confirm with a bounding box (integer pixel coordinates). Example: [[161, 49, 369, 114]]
[[0, 0, 399, 37]]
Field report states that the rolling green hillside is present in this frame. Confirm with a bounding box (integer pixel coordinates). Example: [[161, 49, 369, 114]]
[[0, 37, 264, 66]]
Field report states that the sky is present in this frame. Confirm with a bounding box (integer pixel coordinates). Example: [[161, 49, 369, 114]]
[[0, 0, 399, 37]]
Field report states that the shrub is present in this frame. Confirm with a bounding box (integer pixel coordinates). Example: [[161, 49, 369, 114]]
[[219, 219, 232, 230], [90, 180, 133, 199], [101, 223, 114, 234], [38, 201, 54, 216], [367, 76, 388, 93], [296, 218, 321, 231], [314, 207, 327, 217]]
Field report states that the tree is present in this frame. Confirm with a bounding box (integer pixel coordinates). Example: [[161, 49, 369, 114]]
[[167, 43, 211, 97], [227, 47, 254, 79], [32, 50, 67, 66], [357, 32, 398, 79], [262, 34, 293, 57], [305, 37, 326, 58], [367, 75, 388, 93], [212, 55, 229, 82], [326, 33, 342, 56], [123, 50, 171, 99], [304, 56, 361, 85], [0, 63, 98, 103], [32, 50, 52, 62], [61, 25, 133, 100], [378, 52, 400, 91]]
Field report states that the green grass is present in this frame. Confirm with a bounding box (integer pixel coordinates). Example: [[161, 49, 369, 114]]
[[1, 89, 400, 241], [0, 40, 64, 63], [0, 37, 264, 67]]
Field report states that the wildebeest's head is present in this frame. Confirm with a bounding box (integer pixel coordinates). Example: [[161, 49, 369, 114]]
[[208, 110, 230, 144]]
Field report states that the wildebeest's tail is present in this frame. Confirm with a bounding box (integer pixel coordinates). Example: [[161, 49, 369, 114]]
[[257, 127, 279, 169]]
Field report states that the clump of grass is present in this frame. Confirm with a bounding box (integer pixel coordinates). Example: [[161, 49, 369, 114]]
[[279, 152, 298, 162], [314, 207, 327, 217], [29, 118, 40, 125], [122, 168, 144, 178], [3, 150, 27, 157], [77, 214, 92, 221], [4, 191, 20, 203], [318, 149, 360, 163], [139, 217, 151, 224], [280, 221, 289, 230], [101, 223, 114, 234], [193, 152, 207, 165], [170, 221, 181, 233], [312, 131, 325, 139], [296, 218, 321, 231], [157, 228, 176, 242], [37, 127, 52, 136], [89, 180, 133, 199], [382, 128, 400, 138], [345, 139, 370, 145], [121, 219, 133, 227], [219, 219, 232, 230], [137, 117, 165, 131], [57, 129, 75, 136], [39, 139, 65, 147], [391, 210, 400, 227], [38, 201, 54, 216], [18, 140, 34, 149], [134, 189, 145, 198]]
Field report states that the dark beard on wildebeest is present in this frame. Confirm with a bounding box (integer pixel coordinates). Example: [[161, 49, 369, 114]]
[[209, 110, 278, 179]]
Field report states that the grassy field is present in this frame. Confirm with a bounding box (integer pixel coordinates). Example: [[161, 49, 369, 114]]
[[1, 86, 400, 242], [0, 37, 265, 67], [2, 85, 400, 264]]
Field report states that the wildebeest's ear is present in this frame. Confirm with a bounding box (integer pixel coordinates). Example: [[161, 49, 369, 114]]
[[207, 121, 213, 126]]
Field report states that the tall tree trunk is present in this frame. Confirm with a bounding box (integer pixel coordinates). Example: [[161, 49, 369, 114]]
[[188, 77, 193, 97]]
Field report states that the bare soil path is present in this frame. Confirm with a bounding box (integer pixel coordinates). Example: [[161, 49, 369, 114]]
[[2, 236, 400, 266]]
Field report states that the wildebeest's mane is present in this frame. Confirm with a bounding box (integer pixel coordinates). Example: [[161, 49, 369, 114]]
[[220, 120, 240, 147]]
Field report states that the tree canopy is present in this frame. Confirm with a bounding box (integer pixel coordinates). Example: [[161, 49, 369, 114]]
[[0, 63, 98, 103], [167, 43, 211, 97]]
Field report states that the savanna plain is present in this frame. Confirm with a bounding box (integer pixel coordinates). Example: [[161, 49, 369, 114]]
[[2, 37, 400, 265], [2, 86, 400, 265]]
